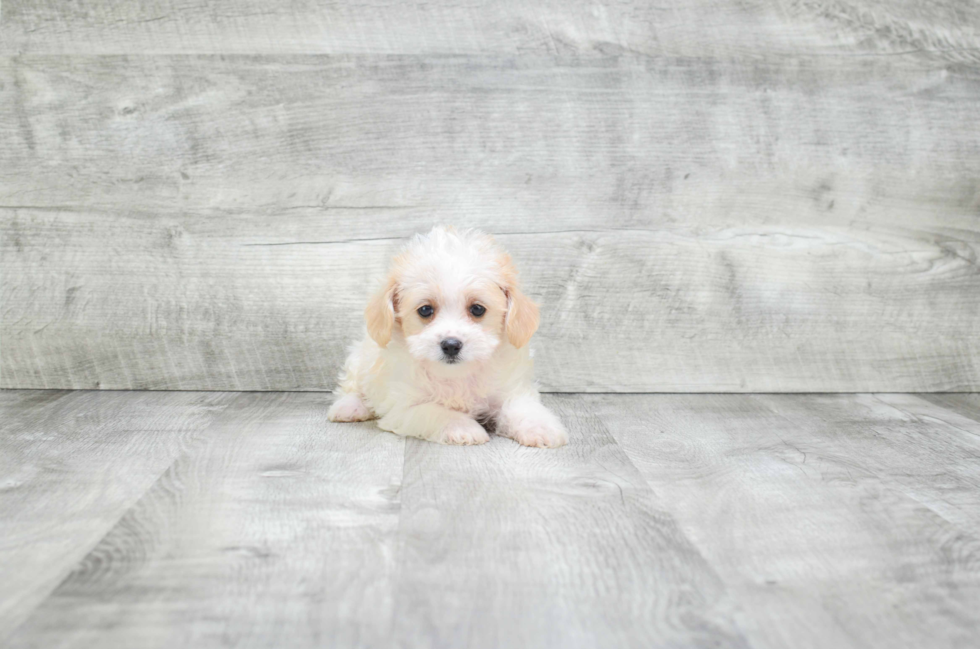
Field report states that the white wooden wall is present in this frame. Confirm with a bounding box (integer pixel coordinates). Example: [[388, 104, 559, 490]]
[[2, 1, 979, 392]]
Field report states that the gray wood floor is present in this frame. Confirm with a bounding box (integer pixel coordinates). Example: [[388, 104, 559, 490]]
[[1, 390, 979, 648]]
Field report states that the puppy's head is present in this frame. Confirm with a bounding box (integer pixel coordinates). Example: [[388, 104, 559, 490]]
[[365, 226, 539, 369]]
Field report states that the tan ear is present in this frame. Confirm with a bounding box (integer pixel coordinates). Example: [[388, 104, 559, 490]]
[[365, 275, 397, 347], [505, 286, 539, 348]]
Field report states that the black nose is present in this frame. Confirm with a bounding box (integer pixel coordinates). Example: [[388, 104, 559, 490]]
[[440, 338, 463, 357]]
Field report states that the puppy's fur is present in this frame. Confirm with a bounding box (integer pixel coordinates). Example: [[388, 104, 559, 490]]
[[328, 226, 568, 447]]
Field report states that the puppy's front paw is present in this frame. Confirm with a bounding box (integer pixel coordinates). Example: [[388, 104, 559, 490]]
[[509, 419, 569, 448], [328, 393, 374, 422], [434, 417, 490, 446]]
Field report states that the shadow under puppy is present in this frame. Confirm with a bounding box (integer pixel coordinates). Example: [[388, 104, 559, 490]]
[[328, 226, 568, 447]]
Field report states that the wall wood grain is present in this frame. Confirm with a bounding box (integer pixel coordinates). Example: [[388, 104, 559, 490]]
[[4, 0, 980, 60], [2, 2, 979, 391]]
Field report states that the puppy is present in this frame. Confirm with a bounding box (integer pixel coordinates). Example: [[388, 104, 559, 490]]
[[327, 226, 568, 447]]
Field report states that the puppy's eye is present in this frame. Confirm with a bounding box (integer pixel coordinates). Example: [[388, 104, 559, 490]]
[[417, 305, 434, 318], [469, 304, 486, 317]]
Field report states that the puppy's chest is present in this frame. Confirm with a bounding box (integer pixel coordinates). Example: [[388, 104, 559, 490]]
[[421, 372, 498, 415]]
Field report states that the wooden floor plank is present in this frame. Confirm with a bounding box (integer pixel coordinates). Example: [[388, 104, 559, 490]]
[[756, 393, 980, 531], [592, 393, 980, 649], [919, 394, 980, 429], [4, 392, 405, 649], [0, 389, 72, 421], [4, 391, 979, 647], [0, 390, 236, 642], [389, 394, 750, 649]]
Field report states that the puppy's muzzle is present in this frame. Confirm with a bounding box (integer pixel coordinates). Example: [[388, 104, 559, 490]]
[[440, 338, 463, 363]]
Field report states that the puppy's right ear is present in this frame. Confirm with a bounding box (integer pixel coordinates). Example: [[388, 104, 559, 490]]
[[365, 275, 397, 347]]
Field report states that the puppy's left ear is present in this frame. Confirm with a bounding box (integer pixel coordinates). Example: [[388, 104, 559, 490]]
[[498, 252, 539, 348], [505, 285, 539, 348]]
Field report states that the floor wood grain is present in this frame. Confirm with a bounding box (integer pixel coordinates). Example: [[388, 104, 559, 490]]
[[588, 393, 980, 649], [2, 390, 978, 647], [0, 390, 236, 641], [3, 392, 405, 648], [919, 394, 980, 428], [391, 395, 747, 648]]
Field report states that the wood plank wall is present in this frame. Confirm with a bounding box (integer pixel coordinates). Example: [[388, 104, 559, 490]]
[[2, 1, 979, 391]]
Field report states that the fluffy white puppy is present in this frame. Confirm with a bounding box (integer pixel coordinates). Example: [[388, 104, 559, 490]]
[[327, 226, 568, 447]]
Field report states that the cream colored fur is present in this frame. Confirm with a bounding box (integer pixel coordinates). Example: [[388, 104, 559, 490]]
[[327, 226, 568, 448]]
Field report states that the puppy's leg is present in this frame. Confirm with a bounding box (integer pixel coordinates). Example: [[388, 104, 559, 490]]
[[378, 403, 489, 446], [496, 394, 568, 448], [328, 392, 375, 422], [328, 338, 378, 422]]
